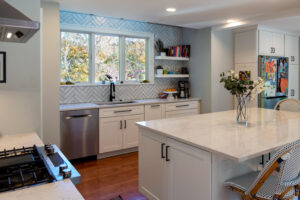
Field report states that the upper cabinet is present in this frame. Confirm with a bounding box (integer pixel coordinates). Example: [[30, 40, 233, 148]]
[[259, 30, 284, 56], [285, 35, 299, 65]]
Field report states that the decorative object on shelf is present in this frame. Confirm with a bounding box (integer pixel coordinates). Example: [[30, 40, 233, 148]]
[[167, 45, 190, 58], [164, 89, 177, 100], [155, 39, 167, 56], [0, 52, 6, 83], [156, 65, 163, 75], [181, 67, 189, 74], [163, 69, 168, 74], [220, 70, 267, 125]]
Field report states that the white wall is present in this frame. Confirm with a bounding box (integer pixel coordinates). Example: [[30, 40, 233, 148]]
[[183, 28, 234, 113], [41, 2, 60, 146], [0, 0, 41, 135], [183, 28, 212, 113], [211, 29, 234, 112]]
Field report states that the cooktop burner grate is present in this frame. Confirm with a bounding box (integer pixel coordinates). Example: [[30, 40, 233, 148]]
[[0, 145, 55, 192]]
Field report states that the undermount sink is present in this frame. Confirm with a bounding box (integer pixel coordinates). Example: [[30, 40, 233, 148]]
[[95, 100, 136, 105]]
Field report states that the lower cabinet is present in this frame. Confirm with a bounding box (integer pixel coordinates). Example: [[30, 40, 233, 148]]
[[139, 130, 211, 200], [99, 114, 144, 153], [145, 104, 166, 121]]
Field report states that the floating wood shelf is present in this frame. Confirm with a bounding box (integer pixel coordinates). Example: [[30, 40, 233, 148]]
[[155, 74, 190, 78], [155, 56, 190, 61]]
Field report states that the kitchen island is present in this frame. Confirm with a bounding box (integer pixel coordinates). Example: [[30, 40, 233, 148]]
[[137, 108, 300, 200]]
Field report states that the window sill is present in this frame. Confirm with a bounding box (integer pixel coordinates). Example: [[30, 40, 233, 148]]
[[60, 82, 155, 87]]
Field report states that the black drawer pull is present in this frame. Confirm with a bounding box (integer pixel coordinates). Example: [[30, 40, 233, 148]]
[[161, 143, 165, 158], [176, 105, 189, 108], [151, 105, 160, 108], [114, 110, 132, 113], [166, 145, 170, 162]]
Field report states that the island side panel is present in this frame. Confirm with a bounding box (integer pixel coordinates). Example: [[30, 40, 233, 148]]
[[211, 153, 260, 200]]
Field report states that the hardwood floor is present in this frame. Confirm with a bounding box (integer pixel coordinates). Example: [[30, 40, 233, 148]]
[[73, 152, 147, 200]]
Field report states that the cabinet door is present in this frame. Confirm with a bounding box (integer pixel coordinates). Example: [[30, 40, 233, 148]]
[[123, 114, 144, 149], [259, 30, 273, 56], [288, 64, 299, 99], [272, 32, 284, 56], [145, 104, 165, 121], [139, 131, 167, 200], [99, 116, 123, 153], [165, 109, 199, 119], [285, 35, 299, 65], [166, 138, 211, 200]]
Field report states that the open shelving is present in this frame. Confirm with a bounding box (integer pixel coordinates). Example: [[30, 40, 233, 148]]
[[155, 74, 190, 78], [155, 56, 190, 61]]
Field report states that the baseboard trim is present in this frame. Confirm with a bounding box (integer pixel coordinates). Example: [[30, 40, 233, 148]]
[[97, 147, 138, 159]]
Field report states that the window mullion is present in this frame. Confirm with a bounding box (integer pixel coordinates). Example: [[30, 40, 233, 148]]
[[119, 36, 125, 82], [90, 33, 95, 83]]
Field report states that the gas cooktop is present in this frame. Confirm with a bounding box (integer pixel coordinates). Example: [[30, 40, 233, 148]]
[[0, 144, 80, 193]]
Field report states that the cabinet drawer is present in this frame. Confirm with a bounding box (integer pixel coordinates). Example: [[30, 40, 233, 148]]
[[166, 109, 199, 118], [100, 105, 144, 118], [145, 104, 165, 121], [166, 101, 199, 111]]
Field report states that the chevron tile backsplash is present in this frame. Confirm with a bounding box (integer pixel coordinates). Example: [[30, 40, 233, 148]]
[[60, 11, 188, 104]]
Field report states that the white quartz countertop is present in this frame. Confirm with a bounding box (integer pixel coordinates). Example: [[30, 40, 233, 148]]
[[137, 108, 300, 162], [0, 180, 84, 200], [0, 132, 43, 150], [60, 98, 201, 111], [0, 133, 83, 200]]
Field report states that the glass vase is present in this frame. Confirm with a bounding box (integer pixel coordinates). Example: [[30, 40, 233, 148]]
[[236, 95, 248, 125]]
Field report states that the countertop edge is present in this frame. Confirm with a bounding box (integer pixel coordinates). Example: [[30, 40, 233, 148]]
[[136, 122, 283, 162], [60, 98, 201, 112]]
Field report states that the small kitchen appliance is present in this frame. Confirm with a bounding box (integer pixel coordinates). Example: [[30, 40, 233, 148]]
[[0, 144, 80, 193], [178, 81, 189, 98]]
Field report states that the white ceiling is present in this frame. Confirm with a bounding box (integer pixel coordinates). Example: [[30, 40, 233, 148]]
[[43, 0, 300, 32]]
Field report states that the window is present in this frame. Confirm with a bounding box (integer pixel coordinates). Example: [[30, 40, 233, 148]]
[[60, 32, 89, 82], [60, 29, 152, 84]]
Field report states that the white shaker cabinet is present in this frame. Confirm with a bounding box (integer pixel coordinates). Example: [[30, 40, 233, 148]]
[[123, 114, 144, 149], [166, 138, 211, 200], [259, 30, 284, 56], [288, 64, 299, 99], [139, 130, 211, 200], [99, 116, 124, 153], [145, 104, 165, 121], [285, 35, 299, 65]]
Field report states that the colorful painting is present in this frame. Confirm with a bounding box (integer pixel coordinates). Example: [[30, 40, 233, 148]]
[[239, 71, 251, 80]]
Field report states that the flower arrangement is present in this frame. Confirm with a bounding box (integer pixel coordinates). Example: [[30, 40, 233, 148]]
[[220, 70, 268, 125], [220, 70, 267, 99]]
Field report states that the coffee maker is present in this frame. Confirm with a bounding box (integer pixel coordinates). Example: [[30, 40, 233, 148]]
[[178, 81, 189, 98]]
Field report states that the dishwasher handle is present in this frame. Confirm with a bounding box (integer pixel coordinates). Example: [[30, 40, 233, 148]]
[[65, 114, 93, 120]]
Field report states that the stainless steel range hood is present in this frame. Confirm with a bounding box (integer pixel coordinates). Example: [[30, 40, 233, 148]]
[[0, 0, 40, 43]]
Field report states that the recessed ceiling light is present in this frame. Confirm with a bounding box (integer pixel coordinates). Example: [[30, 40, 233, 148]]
[[166, 8, 176, 12], [6, 32, 12, 39], [227, 19, 236, 23]]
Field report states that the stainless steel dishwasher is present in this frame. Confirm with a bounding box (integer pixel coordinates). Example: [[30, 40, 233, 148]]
[[60, 109, 99, 160]]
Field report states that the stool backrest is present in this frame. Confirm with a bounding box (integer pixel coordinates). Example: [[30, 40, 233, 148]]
[[246, 140, 300, 198], [274, 98, 300, 112]]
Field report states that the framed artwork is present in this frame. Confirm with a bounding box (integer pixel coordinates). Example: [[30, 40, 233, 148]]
[[239, 71, 251, 81], [0, 52, 6, 83]]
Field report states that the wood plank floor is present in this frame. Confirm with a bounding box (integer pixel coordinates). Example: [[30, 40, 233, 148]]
[[73, 152, 147, 200]]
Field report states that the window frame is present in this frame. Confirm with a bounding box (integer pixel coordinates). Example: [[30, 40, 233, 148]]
[[60, 24, 154, 85]]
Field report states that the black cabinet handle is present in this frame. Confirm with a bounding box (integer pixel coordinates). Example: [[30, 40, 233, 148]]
[[161, 143, 165, 158], [120, 120, 122, 129], [176, 104, 189, 108], [166, 145, 170, 162], [114, 110, 132, 113], [124, 120, 127, 129]]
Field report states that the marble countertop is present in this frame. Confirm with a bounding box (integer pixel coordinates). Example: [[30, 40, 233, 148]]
[[137, 108, 300, 162], [0, 133, 83, 200], [60, 98, 201, 111], [0, 180, 84, 200]]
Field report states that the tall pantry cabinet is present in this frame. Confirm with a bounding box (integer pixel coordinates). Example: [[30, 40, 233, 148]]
[[234, 25, 300, 102]]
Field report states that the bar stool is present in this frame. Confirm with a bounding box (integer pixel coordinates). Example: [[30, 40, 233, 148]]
[[274, 98, 300, 112], [224, 140, 300, 200]]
